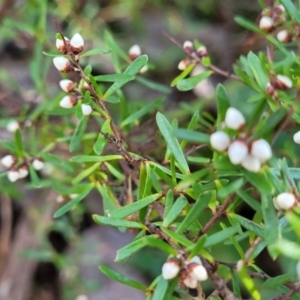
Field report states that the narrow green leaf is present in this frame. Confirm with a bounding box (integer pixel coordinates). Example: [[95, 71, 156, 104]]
[[70, 154, 122, 162], [173, 129, 210, 144], [152, 276, 169, 300], [156, 112, 190, 174], [94, 74, 135, 82], [280, 0, 300, 24], [204, 225, 239, 247], [89, 74, 103, 97], [162, 196, 187, 227], [93, 134, 107, 155], [97, 183, 119, 216], [99, 265, 147, 290], [121, 98, 163, 128], [160, 227, 193, 247], [41, 152, 73, 172], [176, 70, 212, 91], [92, 215, 146, 229], [216, 84, 230, 126], [54, 184, 94, 218], [69, 116, 89, 152], [14, 129, 23, 157], [115, 236, 176, 261], [176, 191, 212, 234], [247, 52, 268, 90], [218, 178, 244, 199], [164, 190, 174, 218], [234, 16, 263, 33], [111, 193, 162, 219], [187, 235, 207, 258], [236, 189, 261, 212], [231, 214, 264, 238], [243, 170, 273, 194], [29, 165, 40, 187], [269, 238, 300, 259], [171, 63, 195, 87], [104, 55, 148, 97], [262, 274, 295, 289], [138, 162, 152, 199], [72, 163, 100, 185], [238, 266, 261, 300], [80, 47, 111, 58], [136, 76, 172, 94]]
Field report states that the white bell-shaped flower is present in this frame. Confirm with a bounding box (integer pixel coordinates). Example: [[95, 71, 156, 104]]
[[274, 192, 296, 210], [241, 154, 261, 173], [228, 140, 248, 165], [210, 131, 230, 152], [251, 139, 272, 162], [224, 107, 245, 130]]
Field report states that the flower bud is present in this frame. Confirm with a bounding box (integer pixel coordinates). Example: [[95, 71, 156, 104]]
[[274, 192, 296, 210], [139, 65, 148, 74], [0, 155, 15, 168], [7, 169, 20, 182], [128, 44, 142, 60], [53, 57, 72, 73], [228, 140, 248, 165], [266, 82, 275, 96], [251, 139, 272, 162], [162, 258, 180, 280], [274, 74, 292, 90], [293, 131, 300, 144], [183, 40, 194, 53], [59, 79, 75, 92], [277, 30, 291, 43], [274, 4, 285, 14], [296, 261, 300, 280], [18, 166, 29, 178], [241, 154, 261, 173], [187, 263, 208, 281], [197, 46, 207, 58], [6, 120, 20, 132], [178, 58, 190, 70], [56, 37, 69, 54], [210, 131, 230, 152], [181, 269, 198, 288], [32, 159, 45, 171], [59, 95, 77, 109], [259, 16, 274, 32], [70, 33, 84, 54], [224, 107, 245, 130], [81, 104, 93, 116], [236, 260, 244, 272]]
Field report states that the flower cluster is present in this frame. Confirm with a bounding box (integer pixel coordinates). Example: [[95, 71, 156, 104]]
[[53, 33, 93, 116], [162, 256, 208, 289], [210, 107, 272, 172], [273, 192, 298, 211], [0, 154, 44, 182], [178, 40, 208, 70]]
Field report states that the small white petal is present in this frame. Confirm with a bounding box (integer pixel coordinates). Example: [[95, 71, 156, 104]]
[[228, 140, 248, 165], [6, 120, 20, 132], [293, 131, 300, 144], [59, 79, 74, 92], [32, 159, 45, 171], [210, 131, 231, 152], [81, 104, 93, 116], [183, 276, 198, 288], [241, 154, 261, 173], [191, 265, 208, 281], [70, 33, 84, 48], [60, 95, 76, 109], [275, 192, 296, 210], [53, 57, 70, 72], [259, 16, 274, 31], [0, 155, 15, 168], [183, 40, 194, 52], [162, 259, 180, 280], [7, 170, 20, 182], [56, 37, 69, 49], [276, 74, 292, 89], [277, 30, 290, 43], [225, 107, 245, 130], [296, 261, 300, 279], [18, 167, 29, 178], [251, 139, 272, 162], [129, 44, 142, 57]]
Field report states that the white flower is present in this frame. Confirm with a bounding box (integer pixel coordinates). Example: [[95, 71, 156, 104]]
[[275, 192, 296, 210], [197, 46, 207, 58], [162, 258, 180, 280], [275, 74, 292, 89], [59, 79, 74, 92], [0, 155, 15, 168], [210, 131, 230, 152], [241, 154, 261, 173], [259, 16, 274, 32], [183, 275, 198, 288], [53, 57, 71, 73], [251, 139, 272, 162], [59, 95, 76, 108], [178, 59, 189, 70], [277, 30, 290, 43], [32, 159, 45, 171], [6, 120, 20, 132], [129, 44, 141, 60], [293, 131, 300, 144], [70, 33, 84, 53], [296, 261, 300, 280], [81, 104, 93, 116], [56, 37, 69, 53], [224, 107, 245, 130], [183, 40, 194, 53], [189, 264, 208, 281], [18, 166, 28, 178], [228, 140, 248, 165], [7, 170, 20, 182]]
